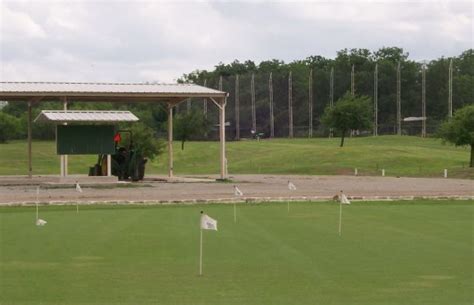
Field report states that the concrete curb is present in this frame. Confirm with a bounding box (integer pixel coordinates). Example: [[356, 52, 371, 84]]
[[1, 195, 473, 207]]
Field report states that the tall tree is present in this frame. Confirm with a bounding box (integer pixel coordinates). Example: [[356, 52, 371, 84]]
[[438, 105, 474, 167], [322, 93, 372, 147], [173, 111, 210, 150]]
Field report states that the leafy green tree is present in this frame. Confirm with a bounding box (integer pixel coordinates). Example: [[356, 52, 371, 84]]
[[322, 93, 372, 147], [438, 105, 474, 167], [128, 123, 164, 161], [0, 112, 21, 143], [173, 111, 210, 150]]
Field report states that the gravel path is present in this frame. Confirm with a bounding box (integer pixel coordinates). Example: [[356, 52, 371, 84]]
[[0, 175, 473, 205]]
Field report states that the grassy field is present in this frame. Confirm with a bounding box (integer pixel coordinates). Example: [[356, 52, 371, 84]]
[[0, 200, 472, 305], [0, 136, 472, 178]]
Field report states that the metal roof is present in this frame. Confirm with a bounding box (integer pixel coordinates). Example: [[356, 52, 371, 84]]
[[403, 117, 427, 122], [0, 82, 227, 102], [34, 110, 139, 123]]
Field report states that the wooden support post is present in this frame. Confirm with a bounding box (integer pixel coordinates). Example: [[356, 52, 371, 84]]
[[62, 97, 68, 176], [168, 104, 173, 178], [269, 72, 274, 138], [235, 75, 240, 140], [107, 155, 112, 176], [27, 101, 32, 178], [219, 98, 226, 179]]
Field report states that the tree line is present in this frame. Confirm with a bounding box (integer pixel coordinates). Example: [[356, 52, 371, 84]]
[[0, 47, 472, 143]]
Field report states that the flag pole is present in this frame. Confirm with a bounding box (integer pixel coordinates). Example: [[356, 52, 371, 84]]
[[36, 186, 39, 221], [199, 225, 203, 276], [338, 201, 342, 236]]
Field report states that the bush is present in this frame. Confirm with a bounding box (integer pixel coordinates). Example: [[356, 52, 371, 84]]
[[129, 123, 165, 161]]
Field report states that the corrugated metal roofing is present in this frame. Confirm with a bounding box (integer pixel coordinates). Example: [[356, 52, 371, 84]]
[[34, 110, 139, 123], [0, 82, 224, 95]]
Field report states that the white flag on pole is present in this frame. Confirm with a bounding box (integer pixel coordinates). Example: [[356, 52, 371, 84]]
[[200, 214, 218, 231], [75, 182, 83, 193], [288, 181, 296, 191], [233, 185, 243, 196], [340, 192, 351, 204], [36, 219, 47, 226]]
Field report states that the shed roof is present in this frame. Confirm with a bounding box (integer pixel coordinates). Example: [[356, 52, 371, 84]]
[[34, 110, 139, 123], [403, 117, 427, 122], [0, 82, 226, 102]]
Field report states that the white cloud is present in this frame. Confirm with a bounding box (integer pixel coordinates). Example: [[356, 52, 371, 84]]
[[0, 5, 46, 39], [0, 0, 472, 82]]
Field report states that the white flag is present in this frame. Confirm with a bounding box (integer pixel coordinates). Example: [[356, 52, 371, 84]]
[[36, 219, 47, 226], [75, 182, 83, 193], [200, 214, 218, 231], [234, 185, 243, 196], [288, 181, 296, 191], [340, 193, 351, 204]]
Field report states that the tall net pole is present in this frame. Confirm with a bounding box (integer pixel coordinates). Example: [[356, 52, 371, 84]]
[[351, 64, 355, 96], [235, 75, 240, 140], [269, 72, 274, 138], [422, 64, 426, 137], [329, 67, 334, 138], [186, 98, 191, 114], [251, 72, 256, 132], [218, 75, 223, 91], [330, 67, 334, 108], [308, 69, 313, 138], [397, 61, 402, 136], [374, 63, 378, 136], [203, 79, 208, 118], [448, 58, 453, 117], [288, 71, 294, 138]]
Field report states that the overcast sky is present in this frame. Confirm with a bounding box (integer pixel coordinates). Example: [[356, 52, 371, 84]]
[[0, 0, 472, 83]]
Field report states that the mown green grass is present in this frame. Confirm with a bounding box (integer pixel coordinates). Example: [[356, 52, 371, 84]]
[[0, 200, 472, 305], [0, 136, 472, 178]]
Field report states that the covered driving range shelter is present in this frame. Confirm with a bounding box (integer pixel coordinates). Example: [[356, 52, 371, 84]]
[[0, 82, 228, 180]]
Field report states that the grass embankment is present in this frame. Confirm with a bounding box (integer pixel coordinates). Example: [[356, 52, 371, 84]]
[[0, 136, 472, 178], [0, 200, 472, 305]]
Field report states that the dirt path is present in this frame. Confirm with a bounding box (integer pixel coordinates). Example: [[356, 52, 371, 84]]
[[0, 175, 473, 205]]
